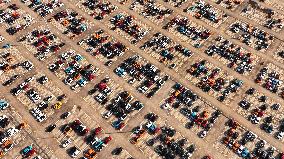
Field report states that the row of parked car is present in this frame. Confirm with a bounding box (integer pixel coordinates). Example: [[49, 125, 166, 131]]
[[80, 29, 128, 61], [141, 32, 193, 69], [242, 2, 283, 32], [163, 16, 211, 47], [238, 87, 284, 139], [48, 50, 98, 91], [1, 61, 33, 86], [110, 13, 149, 44], [108, 91, 144, 130], [49, 9, 89, 39], [229, 21, 274, 51], [163, 0, 187, 7], [19, 28, 65, 61], [81, 0, 117, 20], [130, 0, 173, 22], [184, 0, 226, 25], [0, 109, 27, 158], [61, 119, 112, 157], [115, 55, 169, 98], [188, 59, 243, 102], [22, 0, 64, 17], [222, 119, 282, 159], [1, 4, 34, 35], [205, 36, 255, 74]]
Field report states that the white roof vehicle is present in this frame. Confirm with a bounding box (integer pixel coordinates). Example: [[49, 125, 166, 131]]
[[5, 127, 19, 137], [61, 138, 72, 148]]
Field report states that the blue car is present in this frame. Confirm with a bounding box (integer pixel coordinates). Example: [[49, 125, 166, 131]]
[[241, 148, 250, 158], [112, 120, 122, 129], [0, 100, 9, 110], [115, 67, 126, 77], [22, 145, 33, 155], [74, 54, 84, 62]]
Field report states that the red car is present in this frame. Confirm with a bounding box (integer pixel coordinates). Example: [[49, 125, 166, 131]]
[[103, 136, 112, 144], [94, 127, 102, 135], [71, 119, 81, 129], [25, 148, 36, 158], [280, 152, 284, 159], [97, 82, 107, 91]]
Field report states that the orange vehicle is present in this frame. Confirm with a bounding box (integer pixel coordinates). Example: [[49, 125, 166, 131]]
[[1, 140, 12, 148], [223, 136, 230, 145], [84, 148, 97, 159], [62, 19, 69, 26], [207, 78, 215, 87], [63, 126, 73, 135], [130, 136, 139, 144], [3, 64, 11, 72], [7, 57, 14, 63], [233, 142, 240, 152], [0, 151, 3, 158], [130, 129, 146, 144], [202, 111, 210, 119], [93, 33, 101, 39], [195, 13, 201, 19], [187, 67, 195, 74], [17, 122, 27, 130]]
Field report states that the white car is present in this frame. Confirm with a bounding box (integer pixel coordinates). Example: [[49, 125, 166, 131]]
[[138, 86, 148, 93], [32, 156, 43, 159], [236, 145, 245, 156], [199, 130, 207, 138], [95, 93, 106, 103], [128, 78, 136, 84], [61, 138, 72, 148], [102, 111, 112, 119], [64, 77, 73, 85], [5, 127, 19, 137], [71, 84, 79, 90], [30, 108, 47, 122], [0, 137, 8, 145], [161, 103, 170, 110], [0, 115, 8, 120], [61, 52, 70, 60], [276, 131, 284, 140]]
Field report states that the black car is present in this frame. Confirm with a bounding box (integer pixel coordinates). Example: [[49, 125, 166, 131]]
[[112, 147, 123, 155], [46, 124, 56, 132]]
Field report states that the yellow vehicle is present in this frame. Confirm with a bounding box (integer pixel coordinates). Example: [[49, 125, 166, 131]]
[[53, 102, 62, 109], [174, 90, 181, 97]]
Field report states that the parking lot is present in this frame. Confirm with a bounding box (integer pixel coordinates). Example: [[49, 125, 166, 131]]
[[0, 46, 34, 86], [163, 15, 211, 48], [180, 57, 244, 105], [129, 115, 199, 159], [213, 118, 283, 159], [78, 29, 128, 65], [0, 97, 54, 159], [241, 1, 284, 32], [0, 0, 284, 158], [141, 32, 194, 72], [0, 3, 35, 35]]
